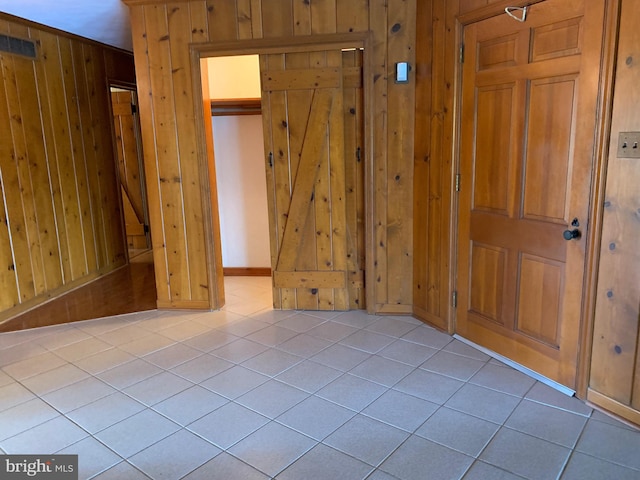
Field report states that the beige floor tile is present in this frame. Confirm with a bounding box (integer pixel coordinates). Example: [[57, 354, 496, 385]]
[[0, 382, 36, 412], [480, 428, 571, 480], [416, 407, 499, 457], [187, 402, 269, 450], [380, 435, 473, 480], [0, 415, 88, 454], [0, 399, 59, 441], [122, 371, 193, 406], [362, 389, 438, 432], [575, 419, 640, 470], [444, 383, 520, 424], [66, 391, 146, 434], [2, 351, 67, 380], [561, 452, 640, 480], [52, 337, 114, 362], [91, 461, 151, 480], [94, 409, 180, 458], [97, 358, 162, 390], [228, 422, 315, 477], [21, 363, 90, 396], [278, 444, 373, 480], [73, 348, 136, 375], [57, 437, 122, 479], [505, 400, 588, 448], [182, 452, 269, 480], [0, 277, 637, 480], [152, 385, 228, 426], [324, 415, 410, 467], [41, 376, 117, 413], [129, 429, 221, 479], [276, 395, 355, 441]]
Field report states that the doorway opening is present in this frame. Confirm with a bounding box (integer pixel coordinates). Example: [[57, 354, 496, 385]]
[[110, 86, 152, 262], [205, 55, 274, 316], [108, 84, 156, 312], [195, 37, 369, 313]]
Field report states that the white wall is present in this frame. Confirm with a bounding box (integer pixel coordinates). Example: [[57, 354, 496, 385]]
[[208, 55, 270, 268], [212, 116, 271, 268]]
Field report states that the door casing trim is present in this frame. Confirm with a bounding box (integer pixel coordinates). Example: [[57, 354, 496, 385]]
[[188, 33, 375, 313]]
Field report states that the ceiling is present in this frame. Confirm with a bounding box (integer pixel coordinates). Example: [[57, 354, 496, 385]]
[[0, 0, 133, 51]]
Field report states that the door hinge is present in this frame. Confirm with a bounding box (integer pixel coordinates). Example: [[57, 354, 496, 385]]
[[356, 147, 362, 163], [459, 44, 465, 64], [455, 174, 461, 192], [143, 224, 150, 234], [131, 103, 138, 115], [268, 152, 273, 167], [452, 290, 458, 308]]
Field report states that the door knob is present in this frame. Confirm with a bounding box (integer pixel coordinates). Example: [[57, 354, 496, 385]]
[[563, 229, 581, 240]]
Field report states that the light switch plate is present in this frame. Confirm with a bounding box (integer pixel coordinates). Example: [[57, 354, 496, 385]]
[[395, 62, 409, 83], [617, 132, 640, 158]]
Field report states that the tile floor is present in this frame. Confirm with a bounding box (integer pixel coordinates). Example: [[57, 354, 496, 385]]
[[1, 276, 639, 480]]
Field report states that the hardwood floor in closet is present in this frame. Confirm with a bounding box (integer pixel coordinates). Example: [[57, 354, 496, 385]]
[[0, 251, 157, 332]]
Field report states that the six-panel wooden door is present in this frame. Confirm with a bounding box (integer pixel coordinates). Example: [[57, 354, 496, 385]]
[[455, 0, 606, 388], [260, 48, 364, 311]]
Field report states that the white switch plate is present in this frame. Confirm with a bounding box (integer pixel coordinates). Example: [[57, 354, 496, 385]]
[[395, 62, 409, 83]]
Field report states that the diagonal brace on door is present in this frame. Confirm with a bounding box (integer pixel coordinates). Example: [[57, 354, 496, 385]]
[[276, 88, 334, 272]]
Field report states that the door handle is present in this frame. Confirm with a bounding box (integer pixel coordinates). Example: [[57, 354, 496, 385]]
[[563, 229, 581, 240]]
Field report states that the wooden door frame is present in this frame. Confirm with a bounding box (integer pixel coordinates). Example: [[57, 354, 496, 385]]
[[448, 0, 620, 398], [188, 33, 375, 313]]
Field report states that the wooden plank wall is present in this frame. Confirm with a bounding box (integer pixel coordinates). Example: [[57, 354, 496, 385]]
[[0, 14, 133, 322], [413, 0, 459, 330], [124, 0, 417, 313], [588, 0, 640, 425]]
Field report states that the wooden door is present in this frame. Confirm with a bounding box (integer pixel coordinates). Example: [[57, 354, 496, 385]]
[[260, 48, 364, 311], [456, 0, 606, 388], [111, 90, 150, 250]]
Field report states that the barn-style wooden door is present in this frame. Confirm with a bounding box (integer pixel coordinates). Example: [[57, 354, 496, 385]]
[[260, 48, 364, 311], [111, 89, 150, 251], [455, 0, 606, 388]]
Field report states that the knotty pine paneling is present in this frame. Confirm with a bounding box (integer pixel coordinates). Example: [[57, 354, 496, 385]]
[[413, 0, 459, 330], [123, 0, 418, 313], [384, 0, 417, 313], [0, 14, 131, 323], [588, 0, 640, 425]]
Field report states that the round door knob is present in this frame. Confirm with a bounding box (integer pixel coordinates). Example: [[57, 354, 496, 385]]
[[563, 229, 581, 240]]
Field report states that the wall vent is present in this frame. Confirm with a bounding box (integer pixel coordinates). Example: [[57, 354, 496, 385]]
[[0, 34, 36, 59]]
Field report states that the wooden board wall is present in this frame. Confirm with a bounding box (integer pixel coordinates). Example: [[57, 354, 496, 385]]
[[588, 0, 640, 425], [123, 0, 417, 313], [0, 14, 133, 322], [413, 0, 459, 330]]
